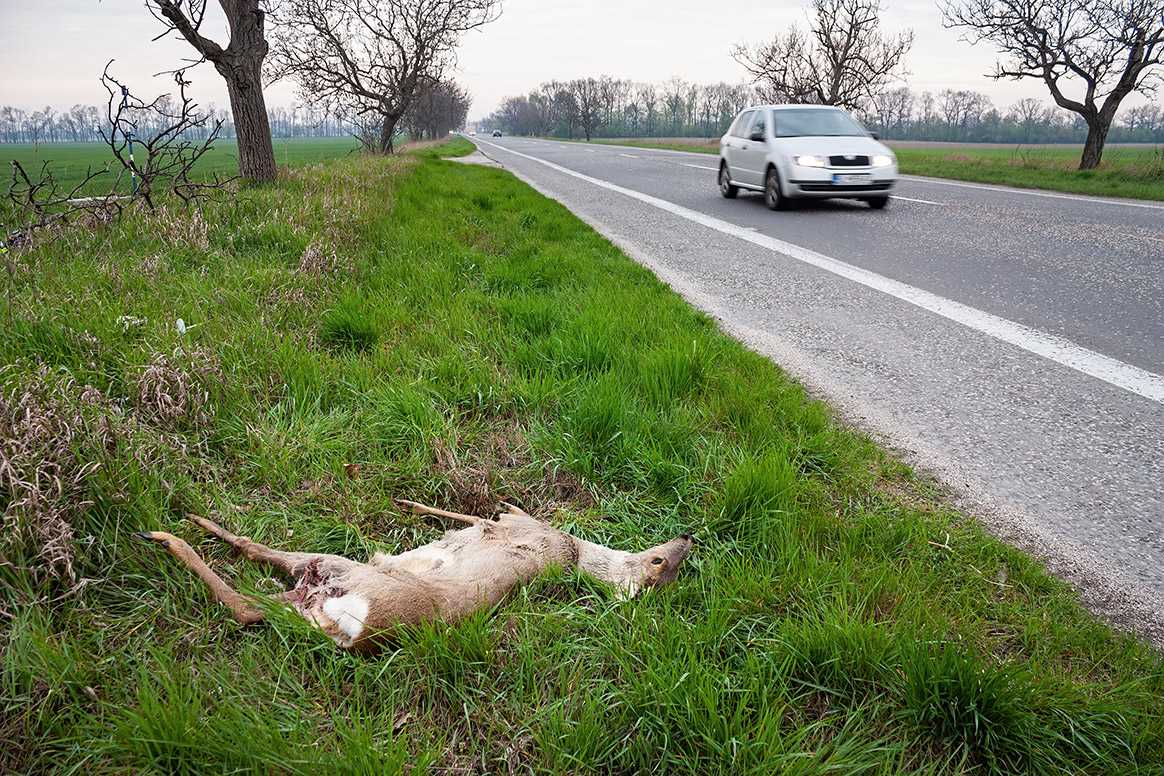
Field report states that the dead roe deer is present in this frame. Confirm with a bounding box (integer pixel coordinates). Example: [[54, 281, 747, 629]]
[[138, 499, 695, 654]]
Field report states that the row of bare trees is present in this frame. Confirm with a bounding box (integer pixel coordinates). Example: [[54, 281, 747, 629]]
[[483, 77, 1163, 145], [865, 88, 1164, 143], [0, 96, 468, 145], [145, 0, 499, 180], [485, 78, 758, 141]]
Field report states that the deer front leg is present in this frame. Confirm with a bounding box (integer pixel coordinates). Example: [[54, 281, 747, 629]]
[[394, 498, 480, 526], [186, 514, 319, 576], [136, 531, 267, 624]]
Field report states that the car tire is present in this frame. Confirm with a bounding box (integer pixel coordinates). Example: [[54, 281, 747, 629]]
[[866, 196, 889, 209], [718, 162, 739, 199], [764, 167, 788, 211]]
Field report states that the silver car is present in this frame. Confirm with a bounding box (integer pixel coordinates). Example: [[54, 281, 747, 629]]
[[718, 105, 897, 209]]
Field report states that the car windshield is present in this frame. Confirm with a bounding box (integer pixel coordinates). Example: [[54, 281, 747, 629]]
[[771, 108, 868, 138]]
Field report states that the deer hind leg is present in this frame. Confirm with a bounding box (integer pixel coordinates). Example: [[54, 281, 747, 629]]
[[136, 531, 267, 624], [186, 514, 318, 577]]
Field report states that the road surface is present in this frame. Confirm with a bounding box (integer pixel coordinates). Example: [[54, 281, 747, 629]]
[[466, 136, 1164, 644]]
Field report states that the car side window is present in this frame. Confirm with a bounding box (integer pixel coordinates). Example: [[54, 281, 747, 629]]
[[729, 110, 754, 138], [749, 111, 767, 139]]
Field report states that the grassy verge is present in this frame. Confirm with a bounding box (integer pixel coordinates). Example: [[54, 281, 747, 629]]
[[2, 136, 1162, 775], [547, 136, 1164, 201]]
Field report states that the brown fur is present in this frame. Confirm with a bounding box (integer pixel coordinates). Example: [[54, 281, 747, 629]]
[[138, 499, 694, 653]]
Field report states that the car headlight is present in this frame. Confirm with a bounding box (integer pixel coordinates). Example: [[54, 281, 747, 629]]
[[794, 155, 825, 168], [872, 154, 895, 167]]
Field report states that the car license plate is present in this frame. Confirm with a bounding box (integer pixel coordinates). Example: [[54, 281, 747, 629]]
[[832, 173, 872, 185]]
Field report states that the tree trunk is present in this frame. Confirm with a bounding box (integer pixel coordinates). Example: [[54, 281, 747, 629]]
[[1079, 118, 1110, 170], [379, 117, 398, 154], [220, 60, 277, 181], [152, 0, 277, 182]]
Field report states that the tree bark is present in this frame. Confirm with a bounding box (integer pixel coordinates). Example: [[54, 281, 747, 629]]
[[219, 58, 277, 181], [379, 116, 398, 154], [1079, 118, 1110, 171]]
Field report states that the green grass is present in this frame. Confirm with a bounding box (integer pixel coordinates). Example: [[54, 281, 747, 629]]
[[2, 136, 1162, 775], [893, 146, 1164, 201], [551, 136, 1164, 201], [2, 136, 361, 198]]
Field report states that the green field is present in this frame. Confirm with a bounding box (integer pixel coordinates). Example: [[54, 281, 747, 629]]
[[2, 137, 1162, 774], [2, 137, 361, 198], [892, 145, 1164, 201]]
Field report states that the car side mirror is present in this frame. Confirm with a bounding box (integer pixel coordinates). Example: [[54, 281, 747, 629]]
[[749, 130, 765, 141], [869, 131, 880, 140]]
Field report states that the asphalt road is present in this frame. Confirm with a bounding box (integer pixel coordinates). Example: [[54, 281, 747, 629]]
[[467, 135, 1164, 644]]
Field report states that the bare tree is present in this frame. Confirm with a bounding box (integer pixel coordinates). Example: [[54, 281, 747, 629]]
[[530, 87, 557, 137], [875, 86, 915, 138], [3, 64, 236, 252], [941, 0, 1164, 169], [99, 65, 234, 208], [636, 83, 660, 136], [938, 88, 994, 140], [403, 80, 471, 140], [661, 77, 693, 135], [270, 0, 500, 154], [27, 108, 56, 144], [1008, 97, 1055, 141], [733, 0, 914, 109], [565, 77, 612, 141], [148, 1, 277, 181]]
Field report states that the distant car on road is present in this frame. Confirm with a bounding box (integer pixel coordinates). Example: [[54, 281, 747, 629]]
[[719, 105, 896, 209], [492, 129, 502, 137]]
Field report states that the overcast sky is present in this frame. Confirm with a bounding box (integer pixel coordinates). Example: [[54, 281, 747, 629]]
[[0, 0, 1151, 121]]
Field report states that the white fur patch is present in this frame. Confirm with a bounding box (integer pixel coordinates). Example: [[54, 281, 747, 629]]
[[321, 594, 369, 646], [395, 546, 455, 573]]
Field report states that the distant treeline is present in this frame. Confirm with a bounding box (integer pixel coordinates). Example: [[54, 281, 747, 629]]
[[0, 103, 408, 144], [482, 78, 1164, 144]]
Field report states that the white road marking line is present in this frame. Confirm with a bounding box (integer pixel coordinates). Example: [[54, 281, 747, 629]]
[[488, 142, 1164, 405], [619, 153, 640, 159], [893, 195, 947, 205], [899, 174, 1164, 210], [685, 163, 719, 171]]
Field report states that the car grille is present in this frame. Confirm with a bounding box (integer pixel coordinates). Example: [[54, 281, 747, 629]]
[[829, 155, 870, 167]]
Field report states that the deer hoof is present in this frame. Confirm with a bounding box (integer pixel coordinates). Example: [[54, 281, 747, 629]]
[[134, 530, 173, 548]]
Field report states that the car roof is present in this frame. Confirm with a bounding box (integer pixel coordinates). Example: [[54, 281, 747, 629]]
[[744, 104, 847, 111]]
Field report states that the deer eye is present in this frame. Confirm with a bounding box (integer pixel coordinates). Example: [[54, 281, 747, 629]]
[[651, 558, 664, 565]]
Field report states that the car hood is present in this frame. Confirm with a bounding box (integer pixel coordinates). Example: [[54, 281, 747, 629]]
[[770, 135, 891, 158]]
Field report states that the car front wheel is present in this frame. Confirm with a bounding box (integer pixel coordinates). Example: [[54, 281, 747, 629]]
[[718, 163, 738, 199], [764, 167, 788, 211], [866, 196, 889, 209]]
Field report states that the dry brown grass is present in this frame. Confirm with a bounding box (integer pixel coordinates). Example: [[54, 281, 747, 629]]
[[147, 205, 211, 251], [1, 344, 225, 615], [0, 365, 119, 610], [431, 420, 596, 519], [941, 153, 980, 163], [129, 346, 223, 432], [298, 241, 354, 278]]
